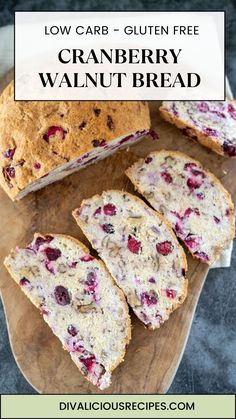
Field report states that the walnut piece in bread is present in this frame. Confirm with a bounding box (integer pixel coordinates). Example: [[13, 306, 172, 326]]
[[126, 150, 235, 265], [160, 101, 236, 157], [4, 233, 131, 390], [0, 81, 152, 200], [73, 190, 188, 330]]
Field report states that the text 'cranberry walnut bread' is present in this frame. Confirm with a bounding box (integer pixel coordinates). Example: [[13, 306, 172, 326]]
[[126, 150, 235, 265], [159, 101, 236, 157], [0, 81, 153, 201], [4, 233, 131, 390], [73, 190, 188, 330]]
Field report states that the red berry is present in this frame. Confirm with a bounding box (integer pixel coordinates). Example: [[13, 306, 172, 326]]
[[211, 110, 225, 118], [103, 203, 117, 216], [3, 165, 15, 180], [54, 286, 70, 305], [19, 277, 32, 289], [156, 241, 173, 256], [85, 271, 98, 294], [17, 159, 25, 167], [69, 261, 78, 268], [228, 104, 236, 120], [196, 192, 205, 200], [174, 222, 184, 236], [184, 208, 193, 217], [187, 177, 202, 189], [184, 235, 200, 250], [45, 247, 61, 261], [101, 223, 114, 234], [194, 251, 209, 262], [33, 162, 41, 169], [67, 325, 78, 336], [198, 102, 209, 113], [166, 289, 176, 299], [80, 255, 95, 262], [80, 355, 96, 372], [145, 156, 153, 164], [203, 127, 218, 137], [161, 171, 172, 184], [3, 147, 16, 159], [127, 235, 141, 254], [43, 126, 66, 142], [66, 337, 83, 353], [34, 235, 53, 251], [94, 207, 101, 216], [141, 291, 158, 306], [45, 261, 55, 274], [39, 306, 50, 316], [223, 141, 236, 157], [184, 162, 197, 172], [191, 169, 205, 178], [119, 134, 133, 145], [184, 208, 200, 217], [92, 139, 106, 147]]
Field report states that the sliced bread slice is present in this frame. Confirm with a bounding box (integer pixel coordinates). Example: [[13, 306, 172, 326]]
[[4, 233, 131, 390], [126, 150, 235, 264], [73, 190, 188, 330]]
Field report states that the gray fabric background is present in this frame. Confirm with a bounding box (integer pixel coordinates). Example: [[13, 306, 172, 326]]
[[0, 0, 235, 394]]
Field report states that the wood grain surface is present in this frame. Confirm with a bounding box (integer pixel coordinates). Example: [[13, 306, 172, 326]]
[[0, 70, 235, 394]]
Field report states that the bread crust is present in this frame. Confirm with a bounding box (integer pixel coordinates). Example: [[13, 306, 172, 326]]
[[126, 150, 235, 265], [0, 81, 150, 200], [73, 190, 188, 330], [4, 232, 131, 386], [159, 105, 236, 157]]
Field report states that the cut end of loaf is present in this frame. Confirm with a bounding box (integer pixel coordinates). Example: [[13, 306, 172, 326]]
[[6, 129, 156, 201], [0, 84, 152, 201]]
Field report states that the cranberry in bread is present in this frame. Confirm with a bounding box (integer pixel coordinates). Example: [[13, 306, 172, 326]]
[[160, 101, 236, 157], [126, 150, 235, 265], [4, 233, 131, 390], [73, 190, 188, 329], [0, 81, 152, 200]]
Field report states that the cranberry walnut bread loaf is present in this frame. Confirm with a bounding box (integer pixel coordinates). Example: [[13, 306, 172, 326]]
[[126, 150, 235, 265], [0, 81, 152, 201], [4, 233, 131, 390], [73, 190, 188, 329], [160, 101, 236, 157]]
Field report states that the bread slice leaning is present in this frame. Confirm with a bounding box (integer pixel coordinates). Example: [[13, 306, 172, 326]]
[[126, 150, 235, 265], [73, 190, 188, 330], [4, 233, 131, 390]]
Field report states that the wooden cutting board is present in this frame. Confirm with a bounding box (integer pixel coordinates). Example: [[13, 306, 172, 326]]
[[0, 70, 235, 394]]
